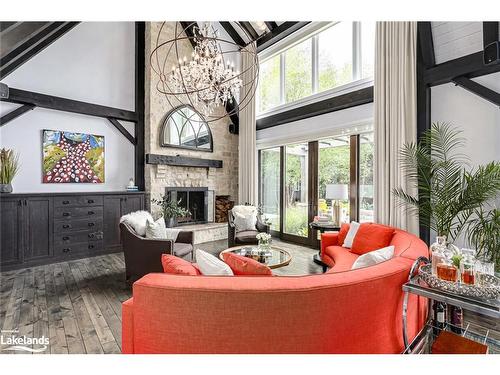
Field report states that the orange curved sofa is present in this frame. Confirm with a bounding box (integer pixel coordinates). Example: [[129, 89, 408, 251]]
[[122, 225, 428, 354]]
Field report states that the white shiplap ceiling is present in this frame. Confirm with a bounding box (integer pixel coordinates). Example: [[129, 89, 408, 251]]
[[431, 22, 484, 64]]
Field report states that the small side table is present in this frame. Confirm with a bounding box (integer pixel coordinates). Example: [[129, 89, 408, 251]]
[[309, 222, 340, 272]]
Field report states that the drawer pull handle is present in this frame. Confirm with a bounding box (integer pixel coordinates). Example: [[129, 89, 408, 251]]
[[88, 222, 95, 227], [62, 248, 70, 253], [63, 200, 70, 205], [62, 212, 70, 217], [89, 233, 95, 239], [88, 244, 94, 249], [88, 211, 95, 215], [88, 199, 94, 203], [63, 224, 70, 229], [63, 236, 70, 241]]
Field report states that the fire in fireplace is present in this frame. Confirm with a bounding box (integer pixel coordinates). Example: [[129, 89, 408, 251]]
[[165, 187, 213, 225]]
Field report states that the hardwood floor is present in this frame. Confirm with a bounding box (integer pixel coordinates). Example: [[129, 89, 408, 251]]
[[0, 239, 322, 354]]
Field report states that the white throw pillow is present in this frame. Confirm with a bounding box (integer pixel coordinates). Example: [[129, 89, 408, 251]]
[[145, 218, 167, 239], [195, 249, 234, 276], [120, 210, 154, 236], [351, 245, 395, 270], [232, 205, 257, 232], [342, 221, 360, 248]]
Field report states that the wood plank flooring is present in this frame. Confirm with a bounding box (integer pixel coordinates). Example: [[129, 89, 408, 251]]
[[0, 239, 321, 354]]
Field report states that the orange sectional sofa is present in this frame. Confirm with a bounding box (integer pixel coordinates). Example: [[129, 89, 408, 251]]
[[122, 225, 428, 354]]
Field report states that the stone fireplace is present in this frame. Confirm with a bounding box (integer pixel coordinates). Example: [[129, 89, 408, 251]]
[[144, 22, 239, 240], [166, 187, 215, 225]]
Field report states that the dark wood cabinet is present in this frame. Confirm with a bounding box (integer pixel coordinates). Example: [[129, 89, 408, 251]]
[[0, 198, 24, 266], [0, 191, 144, 271]]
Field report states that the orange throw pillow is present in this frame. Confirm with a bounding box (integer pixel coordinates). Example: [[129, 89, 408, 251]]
[[161, 254, 201, 276], [350, 223, 395, 255], [338, 223, 350, 246], [222, 252, 273, 276]]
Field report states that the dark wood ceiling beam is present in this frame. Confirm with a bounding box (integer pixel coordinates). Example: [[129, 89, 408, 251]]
[[264, 22, 278, 31], [483, 21, 499, 48], [1, 87, 138, 122], [0, 22, 19, 33], [238, 21, 259, 41], [417, 22, 435, 68], [452, 76, 500, 107], [0, 22, 79, 80], [107, 118, 136, 145], [220, 22, 245, 47], [0, 104, 35, 127], [424, 51, 500, 86], [257, 22, 310, 52]]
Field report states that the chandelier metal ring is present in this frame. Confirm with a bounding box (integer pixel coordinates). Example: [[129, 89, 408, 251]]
[[150, 22, 259, 123]]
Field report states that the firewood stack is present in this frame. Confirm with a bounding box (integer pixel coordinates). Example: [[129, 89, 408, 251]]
[[215, 195, 234, 223]]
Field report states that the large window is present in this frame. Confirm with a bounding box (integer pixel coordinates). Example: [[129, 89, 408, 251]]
[[257, 22, 375, 114], [259, 130, 374, 246]]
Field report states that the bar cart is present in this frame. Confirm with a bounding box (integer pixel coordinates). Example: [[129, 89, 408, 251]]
[[402, 257, 500, 354]]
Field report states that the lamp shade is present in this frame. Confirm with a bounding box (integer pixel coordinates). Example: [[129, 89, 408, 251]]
[[325, 184, 348, 200]]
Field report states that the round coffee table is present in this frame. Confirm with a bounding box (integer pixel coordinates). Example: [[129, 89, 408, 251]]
[[219, 245, 292, 269]]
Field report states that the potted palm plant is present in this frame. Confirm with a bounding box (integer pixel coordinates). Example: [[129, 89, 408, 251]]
[[393, 122, 500, 247], [152, 195, 190, 227], [0, 148, 20, 194]]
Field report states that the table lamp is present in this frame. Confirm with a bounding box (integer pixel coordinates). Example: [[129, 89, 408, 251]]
[[325, 184, 348, 226]]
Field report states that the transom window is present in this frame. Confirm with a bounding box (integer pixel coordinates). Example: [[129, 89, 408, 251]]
[[257, 22, 375, 115]]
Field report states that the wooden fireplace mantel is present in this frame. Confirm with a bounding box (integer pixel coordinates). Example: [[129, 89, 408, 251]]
[[145, 154, 223, 168]]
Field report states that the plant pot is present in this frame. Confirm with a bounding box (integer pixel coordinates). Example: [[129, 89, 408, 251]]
[[0, 183, 13, 193], [164, 217, 177, 228]]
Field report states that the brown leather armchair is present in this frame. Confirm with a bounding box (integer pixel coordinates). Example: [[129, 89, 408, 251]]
[[120, 222, 194, 282], [227, 209, 270, 248]]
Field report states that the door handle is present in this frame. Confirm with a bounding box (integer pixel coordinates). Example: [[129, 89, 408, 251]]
[[88, 211, 95, 215], [62, 212, 70, 217], [62, 236, 70, 241], [88, 222, 95, 227], [62, 200, 70, 205], [87, 199, 94, 204], [88, 244, 94, 249], [62, 248, 70, 253], [63, 224, 70, 229]]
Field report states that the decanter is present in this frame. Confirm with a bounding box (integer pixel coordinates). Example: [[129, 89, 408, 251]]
[[430, 236, 447, 276]]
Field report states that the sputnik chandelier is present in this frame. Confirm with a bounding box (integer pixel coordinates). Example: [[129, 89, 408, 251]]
[[150, 22, 259, 123]]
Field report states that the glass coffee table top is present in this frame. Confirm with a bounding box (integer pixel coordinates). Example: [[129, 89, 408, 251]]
[[219, 245, 292, 269]]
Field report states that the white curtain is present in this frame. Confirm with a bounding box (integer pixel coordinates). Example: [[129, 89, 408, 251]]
[[374, 22, 419, 234], [238, 42, 257, 205]]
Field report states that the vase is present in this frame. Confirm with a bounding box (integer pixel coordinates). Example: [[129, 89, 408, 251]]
[[0, 183, 12, 193], [165, 217, 177, 228], [430, 236, 447, 275]]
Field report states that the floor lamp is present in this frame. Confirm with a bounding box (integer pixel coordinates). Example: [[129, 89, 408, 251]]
[[325, 184, 348, 226]]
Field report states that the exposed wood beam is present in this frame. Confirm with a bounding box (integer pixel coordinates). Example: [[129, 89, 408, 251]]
[[107, 118, 136, 145], [424, 51, 500, 87], [0, 22, 19, 33], [179, 21, 197, 49], [256, 86, 373, 130], [483, 21, 499, 48], [0, 104, 35, 127], [417, 22, 435, 68], [0, 22, 64, 67], [220, 22, 245, 48], [146, 154, 223, 168], [1, 87, 138, 122], [238, 21, 259, 41], [0, 22, 79, 80], [135, 22, 146, 191], [257, 22, 310, 52], [264, 22, 278, 31], [452, 76, 500, 107]]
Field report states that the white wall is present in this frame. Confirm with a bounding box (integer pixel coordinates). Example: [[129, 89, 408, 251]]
[[431, 71, 500, 247], [0, 22, 136, 193]]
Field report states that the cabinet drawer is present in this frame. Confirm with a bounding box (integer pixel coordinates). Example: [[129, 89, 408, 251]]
[[54, 230, 103, 246], [54, 195, 103, 207], [54, 206, 103, 220], [54, 219, 103, 233], [54, 241, 103, 257]]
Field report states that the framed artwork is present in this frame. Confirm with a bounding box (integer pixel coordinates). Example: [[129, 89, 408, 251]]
[[42, 129, 105, 183]]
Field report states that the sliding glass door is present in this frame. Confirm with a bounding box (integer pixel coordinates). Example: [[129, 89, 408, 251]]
[[283, 143, 309, 241], [258, 131, 374, 248]]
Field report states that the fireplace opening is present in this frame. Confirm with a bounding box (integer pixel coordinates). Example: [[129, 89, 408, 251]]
[[166, 187, 213, 225]]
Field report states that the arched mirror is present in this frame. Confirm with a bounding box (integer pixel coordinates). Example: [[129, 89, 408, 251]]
[[160, 105, 213, 152]]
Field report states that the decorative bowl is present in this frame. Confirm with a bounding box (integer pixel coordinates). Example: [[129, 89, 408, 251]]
[[418, 264, 500, 300]]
